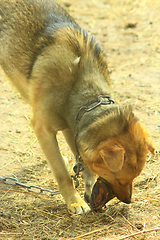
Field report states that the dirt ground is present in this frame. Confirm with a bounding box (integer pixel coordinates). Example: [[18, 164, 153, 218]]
[[0, 0, 160, 239]]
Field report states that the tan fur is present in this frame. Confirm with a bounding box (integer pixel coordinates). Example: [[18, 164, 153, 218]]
[[0, 0, 155, 213], [78, 111, 155, 202]]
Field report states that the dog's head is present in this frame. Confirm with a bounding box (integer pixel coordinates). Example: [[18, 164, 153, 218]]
[[78, 105, 155, 203]]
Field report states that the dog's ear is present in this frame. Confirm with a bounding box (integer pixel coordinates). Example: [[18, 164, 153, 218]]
[[99, 144, 125, 173], [147, 139, 155, 155], [140, 123, 155, 155]]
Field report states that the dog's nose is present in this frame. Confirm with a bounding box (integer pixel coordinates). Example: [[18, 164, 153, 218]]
[[122, 197, 131, 204]]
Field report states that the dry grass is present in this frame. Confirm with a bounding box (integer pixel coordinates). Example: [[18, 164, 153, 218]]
[[0, 152, 160, 239]]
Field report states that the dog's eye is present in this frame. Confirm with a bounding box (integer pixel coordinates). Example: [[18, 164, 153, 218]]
[[118, 180, 123, 186], [116, 178, 126, 186], [134, 166, 137, 171]]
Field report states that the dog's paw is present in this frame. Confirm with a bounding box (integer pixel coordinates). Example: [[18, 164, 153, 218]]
[[66, 192, 90, 214], [68, 199, 90, 214]]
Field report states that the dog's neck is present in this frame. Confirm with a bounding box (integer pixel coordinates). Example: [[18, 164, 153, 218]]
[[74, 95, 115, 163]]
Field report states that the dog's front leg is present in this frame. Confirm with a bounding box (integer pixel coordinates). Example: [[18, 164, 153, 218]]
[[82, 165, 97, 203], [33, 122, 90, 214], [63, 129, 97, 203]]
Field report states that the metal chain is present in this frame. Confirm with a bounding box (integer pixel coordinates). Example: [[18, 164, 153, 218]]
[[75, 95, 114, 123], [0, 176, 60, 196], [71, 153, 84, 188]]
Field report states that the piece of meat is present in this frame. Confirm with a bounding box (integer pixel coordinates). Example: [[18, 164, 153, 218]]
[[90, 177, 115, 211]]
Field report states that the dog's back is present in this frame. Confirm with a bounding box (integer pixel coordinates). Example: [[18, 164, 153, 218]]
[[0, 0, 79, 98], [0, 0, 111, 103]]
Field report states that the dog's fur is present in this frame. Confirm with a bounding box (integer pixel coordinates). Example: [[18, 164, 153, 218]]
[[0, 0, 155, 214]]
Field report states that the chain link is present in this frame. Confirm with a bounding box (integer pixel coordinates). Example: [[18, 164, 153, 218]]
[[0, 176, 59, 195], [75, 95, 114, 123], [71, 156, 84, 188]]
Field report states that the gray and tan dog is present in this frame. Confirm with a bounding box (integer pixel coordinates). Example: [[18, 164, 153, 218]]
[[0, 0, 155, 214]]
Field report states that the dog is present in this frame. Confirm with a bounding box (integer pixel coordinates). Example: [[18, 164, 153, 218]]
[[0, 0, 155, 214]]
